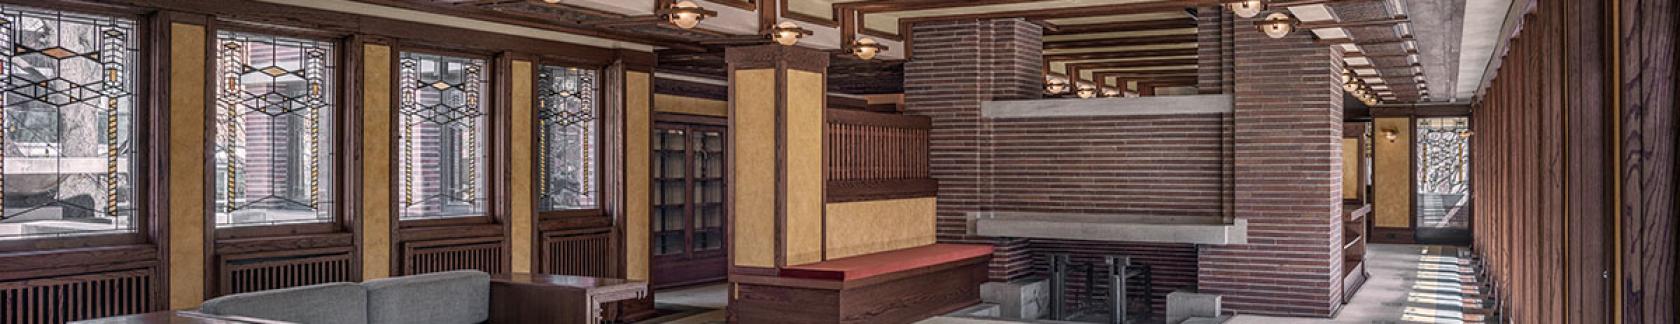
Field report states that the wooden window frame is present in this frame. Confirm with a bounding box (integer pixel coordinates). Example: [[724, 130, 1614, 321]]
[[532, 58, 609, 221], [0, 1, 156, 253], [206, 20, 358, 240], [391, 44, 504, 229]]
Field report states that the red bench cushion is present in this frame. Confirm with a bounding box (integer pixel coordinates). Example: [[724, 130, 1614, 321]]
[[779, 244, 994, 281]]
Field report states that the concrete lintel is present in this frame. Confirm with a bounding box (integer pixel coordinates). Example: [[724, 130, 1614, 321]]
[[980, 94, 1233, 119], [968, 211, 1248, 245]]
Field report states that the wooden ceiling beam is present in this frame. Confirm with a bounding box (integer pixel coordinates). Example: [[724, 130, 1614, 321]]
[[1047, 18, 1197, 34], [1067, 58, 1199, 69], [1043, 34, 1198, 49], [1315, 35, 1414, 46], [1044, 48, 1200, 61], [895, 0, 1210, 24], [841, 0, 1050, 13]]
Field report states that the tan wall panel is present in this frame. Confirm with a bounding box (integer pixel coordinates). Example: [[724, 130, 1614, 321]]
[[1373, 117, 1412, 228], [625, 71, 652, 281], [823, 198, 936, 260], [509, 61, 534, 273], [167, 23, 207, 310], [654, 94, 728, 117], [1343, 138, 1360, 200], [732, 69, 776, 268], [360, 44, 393, 280], [783, 70, 825, 266]]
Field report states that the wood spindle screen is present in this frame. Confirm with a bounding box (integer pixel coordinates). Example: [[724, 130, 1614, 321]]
[[219, 249, 355, 296], [826, 109, 936, 202], [539, 229, 612, 277], [402, 237, 506, 275], [0, 268, 155, 324]]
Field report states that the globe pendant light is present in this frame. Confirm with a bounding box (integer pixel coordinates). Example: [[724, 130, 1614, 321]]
[[1228, 0, 1265, 18], [1258, 12, 1297, 39], [661, 1, 716, 30], [770, 21, 812, 46], [851, 37, 888, 60]]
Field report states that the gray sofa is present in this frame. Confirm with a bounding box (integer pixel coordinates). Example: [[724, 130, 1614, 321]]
[[198, 270, 491, 324]]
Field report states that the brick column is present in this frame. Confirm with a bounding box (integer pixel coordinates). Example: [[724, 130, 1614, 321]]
[[903, 18, 1042, 281], [1198, 13, 1347, 317]]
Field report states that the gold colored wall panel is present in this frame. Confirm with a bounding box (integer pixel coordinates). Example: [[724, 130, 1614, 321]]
[[1373, 117, 1412, 228], [1343, 138, 1360, 200], [783, 70, 824, 266], [360, 44, 393, 280], [167, 23, 207, 310], [732, 69, 776, 268], [509, 61, 534, 273], [654, 94, 728, 117], [823, 198, 936, 260], [625, 71, 652, 281]]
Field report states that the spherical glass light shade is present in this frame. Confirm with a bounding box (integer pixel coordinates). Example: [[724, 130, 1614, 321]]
[[772, 21, 803, 46], [852, 37, 883, 60], [1076, 86, 1097, 98], [1046, 81, 1069, 94], [1259, 12, 1295, 39], [669, 1, 704, 29], [1228, 0, 1265, 18], [1101, 88, 1120, 97]]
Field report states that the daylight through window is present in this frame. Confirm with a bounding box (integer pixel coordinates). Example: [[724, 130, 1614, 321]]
[[213, 31, 336, 227], [397, 52, 488, 220]]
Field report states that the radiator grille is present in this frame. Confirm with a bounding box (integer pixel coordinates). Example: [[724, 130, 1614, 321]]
[[0, 268, 155, 324], [220, 251, 355, 295], [540, 230, 612, 276], [404, 238, 504, 275]]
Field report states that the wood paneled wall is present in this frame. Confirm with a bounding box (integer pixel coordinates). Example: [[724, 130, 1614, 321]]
[[1470, 0, 1674, 323]]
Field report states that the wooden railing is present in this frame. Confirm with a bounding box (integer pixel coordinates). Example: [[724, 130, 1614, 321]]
[[826, 109, 936, 202]]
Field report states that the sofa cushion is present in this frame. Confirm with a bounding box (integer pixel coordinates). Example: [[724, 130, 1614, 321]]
[[199, 282, 368, 324], [779, 243, 995, 281], [363, 270, 490, 324]]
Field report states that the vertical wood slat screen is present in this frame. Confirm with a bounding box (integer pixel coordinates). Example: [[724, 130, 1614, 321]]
[[219, 250, 355, 296], [825, 109, 936, 202], [0, 269, 155, 324], [402, 237, 506, 275], [539, 229, 612, 277]]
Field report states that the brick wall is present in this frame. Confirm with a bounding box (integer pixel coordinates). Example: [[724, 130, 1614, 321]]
[[903, 18, 1043, 281], [1197, 13, 1346, 317]]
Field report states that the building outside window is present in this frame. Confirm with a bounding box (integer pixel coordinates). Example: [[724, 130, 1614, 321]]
[[536, 65, 596, 211], [0, 5, 138, 240], [397, 52, 487, 219], [212, 31, 335, 227]]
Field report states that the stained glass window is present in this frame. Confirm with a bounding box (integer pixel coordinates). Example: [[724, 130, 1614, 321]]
[[537, 66, 596, 211], [212, 31, 335, 227], [1415, 117, 1471, 230], [0, 5, 138, 239], [398, 52, 487, 219]]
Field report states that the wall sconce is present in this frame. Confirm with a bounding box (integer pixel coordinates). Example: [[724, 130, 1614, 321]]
[[1257, 12, 1297, 39], [1382, 129, 1399, 142], [1046, 79, 1070, 94], [850, 37, 888, 60], [660, 1, 716, 30], [1076, 84, 1097, 98], [1228, 0, 1265, 18], [770, 21, 812, 46]]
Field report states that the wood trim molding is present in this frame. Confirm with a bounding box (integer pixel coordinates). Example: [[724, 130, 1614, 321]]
[[826, 179, 938, 203]]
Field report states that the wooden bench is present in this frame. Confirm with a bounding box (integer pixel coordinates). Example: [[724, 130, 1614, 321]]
[[731, 243, 994, 324]]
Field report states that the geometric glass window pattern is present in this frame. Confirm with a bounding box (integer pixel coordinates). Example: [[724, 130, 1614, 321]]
[[397, 52, 487, 220], [537, 65, 596, 211], [0, 5, 137, 239], [1415, 117, 1470, 195], [213, 31, 335, 227]]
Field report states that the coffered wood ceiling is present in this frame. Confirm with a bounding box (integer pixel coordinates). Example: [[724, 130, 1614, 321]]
[[353, 0, 1458, 101]]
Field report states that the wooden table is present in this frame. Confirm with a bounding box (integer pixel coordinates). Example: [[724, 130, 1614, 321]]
[[489, 273, 649, 324], [69, 311, 293, 324]]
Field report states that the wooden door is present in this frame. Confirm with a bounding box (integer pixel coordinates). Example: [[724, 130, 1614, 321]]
[[650, 122, 728, 289]]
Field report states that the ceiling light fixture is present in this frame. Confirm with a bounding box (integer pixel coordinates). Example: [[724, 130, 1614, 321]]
[[1101, 88, 1121, 97], [770, 21, 812, 46], [1076, 84, 1097, 98], [1257, 12, 1297, 39], [851, 37, 888, 60], [1046, 79, 1070, 95], [1228, 0, 1265, 18], [660, 1, 716, 30]]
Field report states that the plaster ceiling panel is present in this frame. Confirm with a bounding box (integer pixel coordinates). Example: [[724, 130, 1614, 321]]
[[1344, 57, 1373, 65], [1346, 25, 1404, 42], [1361, 43, 1410, 54], [1327, 0, 1396, 21], [1370, 56, 1413, 68], [1378, 67, 1417, 76], [1311, 28, 1349, 39], [1288, 4, 1336, 22]]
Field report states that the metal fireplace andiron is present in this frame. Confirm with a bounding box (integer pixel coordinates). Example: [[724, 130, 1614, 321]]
[[1048, 254, 1154, 324]]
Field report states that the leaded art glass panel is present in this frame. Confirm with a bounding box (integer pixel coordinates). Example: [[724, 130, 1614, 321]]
[[0, 6, 137, 240], [1416, 117, 1471, 230], [398, 52, 487, 219], [213, 31, 335, 227], [536, 65, 596, 211]]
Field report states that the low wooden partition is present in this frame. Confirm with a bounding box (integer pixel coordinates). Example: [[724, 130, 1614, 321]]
[[733, 244, 992, 324], [825, 109, 935, 203]]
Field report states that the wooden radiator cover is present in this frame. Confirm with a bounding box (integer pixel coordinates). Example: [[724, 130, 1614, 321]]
[[0, 268, 156, 324]]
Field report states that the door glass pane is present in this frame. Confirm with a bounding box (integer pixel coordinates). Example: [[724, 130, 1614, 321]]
[[653, 128, 686, 256], [1415, 117, 1471, 237], [693, 130, 724, 252]]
